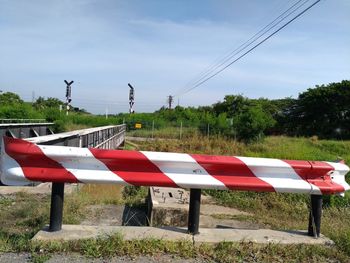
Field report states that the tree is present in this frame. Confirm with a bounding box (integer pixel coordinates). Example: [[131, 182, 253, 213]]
[[213, 95, 249, 116], [285, 80, 350, 139], [33, 97, 64, 110], [0, 92, 24, 105], [233, 105, 276, 143]]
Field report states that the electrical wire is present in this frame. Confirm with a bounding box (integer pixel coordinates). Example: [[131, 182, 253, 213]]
[[176, 0, 321, 97], [179, 0, 307, 95]]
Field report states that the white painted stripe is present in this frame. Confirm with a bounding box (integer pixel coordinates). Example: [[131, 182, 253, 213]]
[[141, 151, 228, 190], [326, 162, 350, 176], [236, 156, 315, 194], [38, 145, 129, 185], [1, 140, 30, 185], [326, 162, 350, 192]]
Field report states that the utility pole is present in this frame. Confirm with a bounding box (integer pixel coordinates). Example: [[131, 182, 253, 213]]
[[128, 83, 135, 114], [167, 95, 173, 110], [64, 80, 74, 116]]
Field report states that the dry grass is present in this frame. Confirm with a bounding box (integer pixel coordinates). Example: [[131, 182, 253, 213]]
[[79, 184, 124, 204]]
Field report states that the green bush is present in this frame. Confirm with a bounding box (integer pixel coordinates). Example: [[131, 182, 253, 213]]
[[233, 105, 276, 143], [0, 104, 43, 119]]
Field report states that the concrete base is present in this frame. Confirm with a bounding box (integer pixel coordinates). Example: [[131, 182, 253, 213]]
[[32, 225, 334, 245], [32, 225, 191, 242], [194, 228, 333, 245]]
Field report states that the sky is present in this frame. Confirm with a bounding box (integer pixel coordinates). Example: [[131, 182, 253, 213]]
[[0, 0, 349, 114]]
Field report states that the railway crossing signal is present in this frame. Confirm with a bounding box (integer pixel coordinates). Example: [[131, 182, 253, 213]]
[[64, 80, 74, 115], [128, 83, 135, 114]]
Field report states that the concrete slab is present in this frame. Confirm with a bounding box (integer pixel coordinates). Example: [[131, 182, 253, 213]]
[[200, 204, 250, 216], [32, 225, 192, 242], [193, 228, 334, 245], [32, 225, 334, 246]]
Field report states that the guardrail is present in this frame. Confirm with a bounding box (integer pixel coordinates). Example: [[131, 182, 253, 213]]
[[1, 136, 348, 237]]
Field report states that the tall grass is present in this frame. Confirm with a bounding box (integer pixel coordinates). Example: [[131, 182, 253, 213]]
[[138, 135, 350, 163], [127, 126, 199, 139]]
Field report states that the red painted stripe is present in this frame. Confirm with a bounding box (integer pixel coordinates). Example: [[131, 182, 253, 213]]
[[283, 160, 344, 194], [191, 154, 275, 192], [4, 137, 78, 183], [90, 148, 177, 187]]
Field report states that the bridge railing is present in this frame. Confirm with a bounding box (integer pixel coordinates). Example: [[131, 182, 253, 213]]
[[26, 124, 126, 148], [0, 122, 55, 139], [1, 136, 348, 237], [0, 124, 126, 187]]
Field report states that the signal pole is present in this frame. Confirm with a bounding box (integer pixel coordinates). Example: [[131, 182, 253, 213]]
[[64, 80, 74, 116], [167, 95, 173, 110], [128, 83, 135, 114]]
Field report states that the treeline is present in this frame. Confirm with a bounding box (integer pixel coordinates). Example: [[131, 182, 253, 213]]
[[0, 80, 349, 141], [119, 80, 350, 141]]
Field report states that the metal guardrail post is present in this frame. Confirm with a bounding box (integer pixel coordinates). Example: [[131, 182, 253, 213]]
[[49, 182, 65, 232], [188, 188, 201, 235], [308, 194, 322, 237]]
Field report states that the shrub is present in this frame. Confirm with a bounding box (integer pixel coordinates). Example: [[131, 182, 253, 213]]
[[233, 105, 276, 143]]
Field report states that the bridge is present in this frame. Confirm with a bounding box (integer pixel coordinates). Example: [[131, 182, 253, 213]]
[[0, 119, 54, 140]]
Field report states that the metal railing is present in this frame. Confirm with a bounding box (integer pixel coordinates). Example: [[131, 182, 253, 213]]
[[26, 124, 126, 148]]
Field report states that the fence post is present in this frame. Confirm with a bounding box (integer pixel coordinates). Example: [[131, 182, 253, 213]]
[[188, 188, 201, 235], [180, 121, 183, 140], [152, 120, 155, 139], [308, 194, 322, 237], [49, 182, 65, 232], [207, 124, 210, 138]]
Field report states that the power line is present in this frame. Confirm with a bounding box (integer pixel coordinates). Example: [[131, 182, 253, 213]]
[[179, 0, 307, 96], [176, 0, 321, 97]]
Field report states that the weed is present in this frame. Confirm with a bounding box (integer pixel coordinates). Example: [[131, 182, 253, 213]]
[[30, 253, 51, 263], [122, 186, 149, 205]]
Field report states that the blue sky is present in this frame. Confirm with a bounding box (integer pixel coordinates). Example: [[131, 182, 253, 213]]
[[0, 0, 349, 113]]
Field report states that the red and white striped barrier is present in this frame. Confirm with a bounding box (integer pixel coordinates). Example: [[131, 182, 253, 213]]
[[1, 137, 349, 195]]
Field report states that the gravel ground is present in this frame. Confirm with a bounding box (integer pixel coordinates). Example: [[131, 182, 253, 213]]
[[0, 253, 31, 263]]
